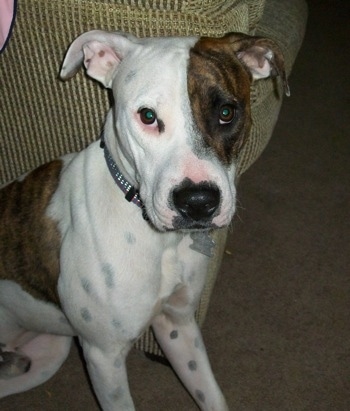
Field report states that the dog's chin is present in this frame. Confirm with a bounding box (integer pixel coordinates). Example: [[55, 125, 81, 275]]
[[145, 214, 216, 233], [166, 216, 220, 233], [145, 209, 231, 233]]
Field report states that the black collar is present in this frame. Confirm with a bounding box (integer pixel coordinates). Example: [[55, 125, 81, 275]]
[[100, 137, 148, 220]]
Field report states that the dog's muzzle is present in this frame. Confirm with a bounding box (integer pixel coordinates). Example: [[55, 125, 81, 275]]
[[171, 180, 221, 230]]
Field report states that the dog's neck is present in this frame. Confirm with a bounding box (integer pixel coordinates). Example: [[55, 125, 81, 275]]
[[100, 134, 216, 256], [100, 135, 149, 221], [103, 111, 139, 186], [101, 138, 142, 205]]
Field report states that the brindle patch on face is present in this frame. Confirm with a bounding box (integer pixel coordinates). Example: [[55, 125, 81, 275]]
[[0, 161, 63, 305], [187, 35, 253, 164]]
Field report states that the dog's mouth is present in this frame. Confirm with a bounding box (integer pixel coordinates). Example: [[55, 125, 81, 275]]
[[143, 206, 220, 233], [141, 179, 235, 233]]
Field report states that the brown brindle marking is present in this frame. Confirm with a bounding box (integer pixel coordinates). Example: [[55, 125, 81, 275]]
[[0, 161, 63, 305], [187, 34, 255, 164]]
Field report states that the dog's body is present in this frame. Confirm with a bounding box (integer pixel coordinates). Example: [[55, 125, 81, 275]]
[[0, 31, 288, 410]]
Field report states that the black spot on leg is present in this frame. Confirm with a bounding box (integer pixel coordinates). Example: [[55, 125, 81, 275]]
[[188, 360, 197, 371], [170, 330, 178, 339], [195, 389, 206, 403], [81, 308, 92, 322], [194, 336, 205, 351]]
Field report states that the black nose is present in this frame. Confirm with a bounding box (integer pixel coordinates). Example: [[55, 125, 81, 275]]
[[173, 181, 221, 221]]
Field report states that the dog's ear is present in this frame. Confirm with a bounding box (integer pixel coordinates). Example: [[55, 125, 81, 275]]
[[224, 33, 290, 96], [60, 30, 137, 88]]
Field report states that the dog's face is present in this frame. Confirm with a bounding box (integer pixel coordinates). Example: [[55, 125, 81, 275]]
[[61, 31, 288, 232]]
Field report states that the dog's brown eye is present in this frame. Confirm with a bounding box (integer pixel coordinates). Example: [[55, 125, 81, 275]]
[[139, 108, 156, 125], [219, 105, 235, 124]]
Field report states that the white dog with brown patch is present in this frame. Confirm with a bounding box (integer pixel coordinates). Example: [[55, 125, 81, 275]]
[[0, 30, 288, 410]]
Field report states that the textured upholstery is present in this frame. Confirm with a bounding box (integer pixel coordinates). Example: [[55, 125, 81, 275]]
[[0, 0, 307, 356], [0, 0, 264, 184]]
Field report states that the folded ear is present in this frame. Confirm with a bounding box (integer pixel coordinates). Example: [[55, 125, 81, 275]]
[[60, 30, 137, 88], [225, 33, 290, 96]]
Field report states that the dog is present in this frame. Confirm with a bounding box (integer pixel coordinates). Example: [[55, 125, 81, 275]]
[[0, 30, 288, 410]]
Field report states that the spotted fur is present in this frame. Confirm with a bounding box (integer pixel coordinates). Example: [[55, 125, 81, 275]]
[[0, 30, 287, 410]]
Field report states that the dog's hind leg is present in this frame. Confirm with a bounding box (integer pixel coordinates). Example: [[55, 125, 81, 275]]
[[0, 332, 72, 398]]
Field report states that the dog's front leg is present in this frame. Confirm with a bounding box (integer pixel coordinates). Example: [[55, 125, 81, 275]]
[[152, 313, 228, 411], [80, 339, 135, 411]]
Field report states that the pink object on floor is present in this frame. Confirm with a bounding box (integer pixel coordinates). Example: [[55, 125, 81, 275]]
[[0, 0, 16, 52]]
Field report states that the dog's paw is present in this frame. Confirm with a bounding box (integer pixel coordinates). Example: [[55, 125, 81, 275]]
[[0, 350, 31, 380]]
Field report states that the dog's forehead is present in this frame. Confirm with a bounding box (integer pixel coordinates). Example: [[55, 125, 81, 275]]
[[117, 35, 247, 101], [119, 36, 197, 87], [114, 37, 198, 116], [188, 36, 251, 96]]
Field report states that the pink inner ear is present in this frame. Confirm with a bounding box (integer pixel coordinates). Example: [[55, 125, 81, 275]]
[[237, 46, 273, 79], [83, 41, 121, 87], [0, 0, 15, 51]]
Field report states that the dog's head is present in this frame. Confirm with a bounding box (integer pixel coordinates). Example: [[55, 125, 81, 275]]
[[61, 30, 288, 232]]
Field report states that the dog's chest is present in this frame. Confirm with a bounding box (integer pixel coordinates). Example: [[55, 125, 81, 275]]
[[57, 221, 204, 343], [50, 145, 202, 302], [158, 235, 196, 296], [60, 226, 197, 303]]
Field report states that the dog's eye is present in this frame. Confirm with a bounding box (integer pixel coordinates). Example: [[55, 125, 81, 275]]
[[219, 104, 236, 124], [139, 108, 157, 125]]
